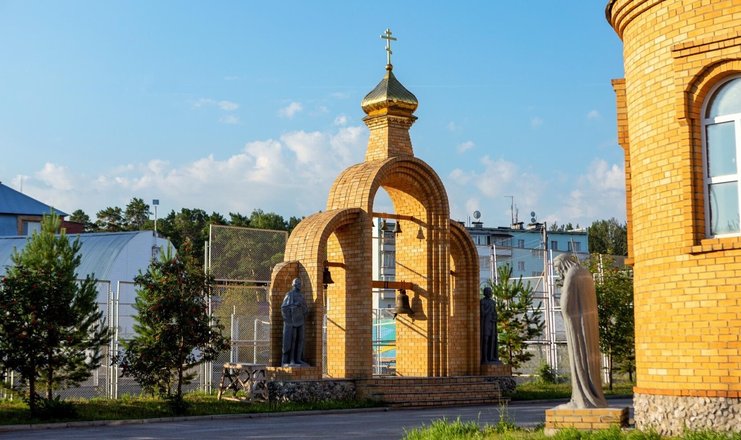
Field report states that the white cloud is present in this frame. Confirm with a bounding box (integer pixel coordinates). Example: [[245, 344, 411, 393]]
[[443, 154, 625, 229], [17, 128, 625, 238], [329, 126, 366, 164], [447, 121, 459, 131], [279, 102, 303, 119], [446, 155, 535, 223], [36, 163, 74, 191], [552, 160, 626, 226], [219, 114, 241, 125], [18, 125, 367, 219], [587, 110, 601, 120], [192, 98, 241, 124], [456, 141, 475, 154], [218, 100, 239, 111], [530, 116, 544, 128], [334, 115, 348, 126], [449, 168, 473, 185], [192, 98, 215, 108], [584, 159, 624, 191]]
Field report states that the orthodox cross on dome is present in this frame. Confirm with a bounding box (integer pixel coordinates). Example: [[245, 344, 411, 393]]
[[381, 28, 397, 68]]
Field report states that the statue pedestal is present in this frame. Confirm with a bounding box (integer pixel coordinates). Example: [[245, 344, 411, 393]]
[[544, 406, 629, 435], [267, 365, 322, 381], [479, 362, 511, 376]]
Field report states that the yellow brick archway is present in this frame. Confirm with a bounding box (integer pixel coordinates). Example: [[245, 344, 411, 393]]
[[269, 62, 481, 380]]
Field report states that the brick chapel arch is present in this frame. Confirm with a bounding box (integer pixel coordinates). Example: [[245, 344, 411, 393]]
[[269, 207, 367, 372]]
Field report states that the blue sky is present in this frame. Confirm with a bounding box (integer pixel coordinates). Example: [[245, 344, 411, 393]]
[[0, 1, 626, 228]]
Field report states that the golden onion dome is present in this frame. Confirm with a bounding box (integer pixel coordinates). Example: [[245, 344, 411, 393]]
[[361, 65, 418, 115]]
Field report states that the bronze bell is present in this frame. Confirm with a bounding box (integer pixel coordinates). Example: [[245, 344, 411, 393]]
[[394, 288, 414, 318], [323, 266, 334, 286], [392, 221, 402, 234]]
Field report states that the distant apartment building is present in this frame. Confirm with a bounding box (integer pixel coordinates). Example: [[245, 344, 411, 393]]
[[371, 215, 590, 373], [467, 220, 589, 285]]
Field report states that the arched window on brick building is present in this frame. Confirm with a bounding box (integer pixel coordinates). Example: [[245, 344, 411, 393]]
[[703, 76, 741, 237]]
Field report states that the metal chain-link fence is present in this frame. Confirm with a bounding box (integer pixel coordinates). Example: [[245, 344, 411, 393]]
[[204, 225, 288, 392], [2, 224, 284, 400], [207, 225, 287, 284]]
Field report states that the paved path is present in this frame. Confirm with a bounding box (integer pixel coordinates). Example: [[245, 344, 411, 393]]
[[0, 398, 632, 439]]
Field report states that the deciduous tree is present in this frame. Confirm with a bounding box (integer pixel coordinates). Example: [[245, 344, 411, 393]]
[[588, 218, 628, 256], [590, 256, 635, 389], [248, 209, 287, 230], [115, 241, 230, 411]]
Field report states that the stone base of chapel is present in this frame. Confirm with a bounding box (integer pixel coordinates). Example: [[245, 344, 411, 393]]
[[266, 365, 322, 381], [480, 362, 511, 376]]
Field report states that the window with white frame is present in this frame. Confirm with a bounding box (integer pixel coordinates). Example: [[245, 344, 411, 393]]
[[381, 250, 395, 269], [703, 76, 741, 237]]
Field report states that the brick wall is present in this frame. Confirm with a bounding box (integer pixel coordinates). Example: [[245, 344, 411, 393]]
[[607, 0, 741, 432]]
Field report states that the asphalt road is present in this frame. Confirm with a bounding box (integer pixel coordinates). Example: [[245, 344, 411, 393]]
[[0, 398, 632, 440]]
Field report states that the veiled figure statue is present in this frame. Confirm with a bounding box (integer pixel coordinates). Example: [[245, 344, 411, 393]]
[[553, 253, 607, 409]]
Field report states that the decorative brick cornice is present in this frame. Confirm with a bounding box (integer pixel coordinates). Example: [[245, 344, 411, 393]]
[[672, 32, 741, 59], [606, 0, 664, 40]]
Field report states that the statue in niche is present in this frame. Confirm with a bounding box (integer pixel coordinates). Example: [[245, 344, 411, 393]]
[[480, 286, 499, 364], [281, 277, 309, 366], [553, 253, 607, 409]]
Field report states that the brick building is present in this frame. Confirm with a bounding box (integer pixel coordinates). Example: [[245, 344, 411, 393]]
[[606, 0, 741, 433]]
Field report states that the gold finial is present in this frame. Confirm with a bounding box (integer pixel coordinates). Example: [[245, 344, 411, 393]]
[[381, 28, 397, 70]]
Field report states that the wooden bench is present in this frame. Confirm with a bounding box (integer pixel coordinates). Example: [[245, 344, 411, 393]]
[[216, 363, 268, 402]]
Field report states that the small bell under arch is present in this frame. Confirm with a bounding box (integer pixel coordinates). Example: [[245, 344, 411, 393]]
[[394, 288, 414, 318]]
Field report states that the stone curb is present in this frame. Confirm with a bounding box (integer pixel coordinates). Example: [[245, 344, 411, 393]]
[[0, 407, 391, 433]]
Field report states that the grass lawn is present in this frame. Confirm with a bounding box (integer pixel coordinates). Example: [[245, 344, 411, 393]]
[[509, 381, 633, 401], [403, 422, 741, 440], [0, 393, 378, 426]]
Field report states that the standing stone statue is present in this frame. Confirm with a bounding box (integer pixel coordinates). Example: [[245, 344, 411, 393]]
[[553, 253, 607, 409], [281, 277, 309, 366], [480, 286, 499, 364]]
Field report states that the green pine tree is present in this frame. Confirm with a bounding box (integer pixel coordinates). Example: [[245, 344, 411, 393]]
[[0, 213, 109, 415], [487, 265, 544, 371], [115, 240, 230, 411]]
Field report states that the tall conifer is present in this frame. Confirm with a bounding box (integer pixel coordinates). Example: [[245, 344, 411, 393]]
[[0, 213, 109, 414], [486, 265, 544, 370]]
